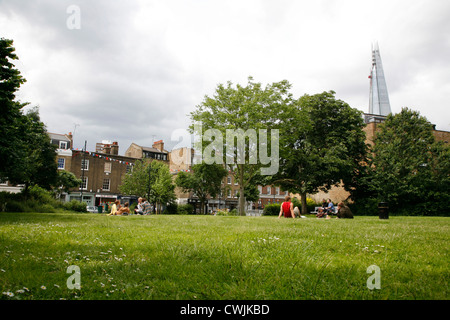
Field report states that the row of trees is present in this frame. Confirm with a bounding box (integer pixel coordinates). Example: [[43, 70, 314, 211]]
[[187, 77, 448, 216], [119, 77, 448, 216]]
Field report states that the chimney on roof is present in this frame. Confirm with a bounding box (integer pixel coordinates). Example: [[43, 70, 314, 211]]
[[153, 139, 164, 152], [104, 145, 111, 154], [111, 141, 119, 155], [67, 132, 73, 149]]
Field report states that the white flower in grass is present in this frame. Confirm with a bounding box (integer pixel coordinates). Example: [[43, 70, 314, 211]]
[[3, 291, 14, 297], [41, 286, 47, 290]]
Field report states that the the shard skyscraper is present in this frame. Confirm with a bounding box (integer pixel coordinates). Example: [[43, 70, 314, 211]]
[[368, 43, 391, 116]]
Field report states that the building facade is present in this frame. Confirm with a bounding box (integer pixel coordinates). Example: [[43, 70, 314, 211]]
[[67, 149, 136, 206]]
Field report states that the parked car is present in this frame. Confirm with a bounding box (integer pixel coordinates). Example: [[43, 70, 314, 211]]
[[86, 206, 98, 213]]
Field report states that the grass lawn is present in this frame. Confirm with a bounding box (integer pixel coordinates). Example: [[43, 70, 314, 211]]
[[0, 212, 448, 300]]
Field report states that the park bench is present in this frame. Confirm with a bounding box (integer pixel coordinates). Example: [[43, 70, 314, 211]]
[[310, 206, 321, 214]]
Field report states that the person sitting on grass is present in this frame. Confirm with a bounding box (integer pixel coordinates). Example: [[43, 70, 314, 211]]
[[326, 198, 335, 216], [134, 197, 144, 215], [316, 207, 327, 218], [141, 198, 152, 215], [116, 202, 130, 216], [107, 200, 121, 216], [278, 195, 295, 219], [336, 202, 354, 219]]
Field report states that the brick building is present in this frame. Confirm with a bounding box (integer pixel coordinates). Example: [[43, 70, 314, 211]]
[[67, 149, 135, 206]]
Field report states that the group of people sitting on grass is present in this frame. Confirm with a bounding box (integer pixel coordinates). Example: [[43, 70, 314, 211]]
[[107, 197, 152, 216], [316, 198, 353, 219], [278, 196, 353, 219]]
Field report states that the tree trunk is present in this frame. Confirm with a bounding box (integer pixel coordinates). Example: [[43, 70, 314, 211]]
[[300, 191, 308, 215], [238, 164, 246, 216], [200, 200, 205, 214]]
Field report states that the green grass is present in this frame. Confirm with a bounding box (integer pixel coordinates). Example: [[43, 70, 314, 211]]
[[0, 212, 448, 300]]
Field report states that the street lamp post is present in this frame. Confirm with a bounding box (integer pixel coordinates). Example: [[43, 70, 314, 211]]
[[80, 140, 87, 203]]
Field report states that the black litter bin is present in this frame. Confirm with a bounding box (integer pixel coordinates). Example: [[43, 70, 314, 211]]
[[378, 202, 389, 219], [98, 205, 103, 213]]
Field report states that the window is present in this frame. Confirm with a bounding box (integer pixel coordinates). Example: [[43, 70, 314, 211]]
[[258, 186, 262, 194], [80, 177, 88, 190], [104, 162, 111, 173], [102, 178, 110, 191], [59, 141, 68, 149], [234, 178, 238, 185], [227, 177, 231, 184], [81, 159, 89, 171], [126, 165, 133, 174], [57, 158, 65, 170], [276, 187, 280, 195], [267, 186, 271, 194], [227, 189, 231, 197]]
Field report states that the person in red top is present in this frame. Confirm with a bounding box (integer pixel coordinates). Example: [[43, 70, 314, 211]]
[[278, 195, 295, 219]]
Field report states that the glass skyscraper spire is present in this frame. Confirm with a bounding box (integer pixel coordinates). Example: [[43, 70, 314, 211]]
[[369, 43, 391, 116]]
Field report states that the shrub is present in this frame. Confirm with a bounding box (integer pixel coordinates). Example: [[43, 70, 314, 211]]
[[347, 198, 379, 216], [164, 202, 179, 214], [36, 203, 56, 213], [262, 203, 281, 216], [63, 200, 88, 213], [4, 200, 27, 212], [177, 204, 194, 215], [28, 185, 56, 204]]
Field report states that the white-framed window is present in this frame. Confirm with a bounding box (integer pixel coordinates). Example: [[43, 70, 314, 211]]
[[276, 187, 280, 195], [234, 178, 238, 185], [102, 178, 110, 191], [80, 177, 88, 190], [59, 141, 68, 149], [258, 186, 262, 194], [104, 162, 111, 173], [57, 158, 65, 170], [81, 159, 89, 171], [234, 190, 238, 198], [267, 186, 271, 194], [227, 176, 232, 184], [227, 189, 231, 197]]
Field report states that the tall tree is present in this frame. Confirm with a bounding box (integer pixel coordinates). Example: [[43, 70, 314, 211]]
[[369, 108, 449, 215], [189, 76, 295, 215], [54, 170, 82, 200], [0, 39, 58, 191], [19, 107, 58, 191], [274, 91, 368, 214], [175, 163, 228, 214], [0, 38, 27, 182]]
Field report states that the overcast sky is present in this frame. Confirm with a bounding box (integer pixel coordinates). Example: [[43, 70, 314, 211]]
[[1, 0, 449, 154]]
